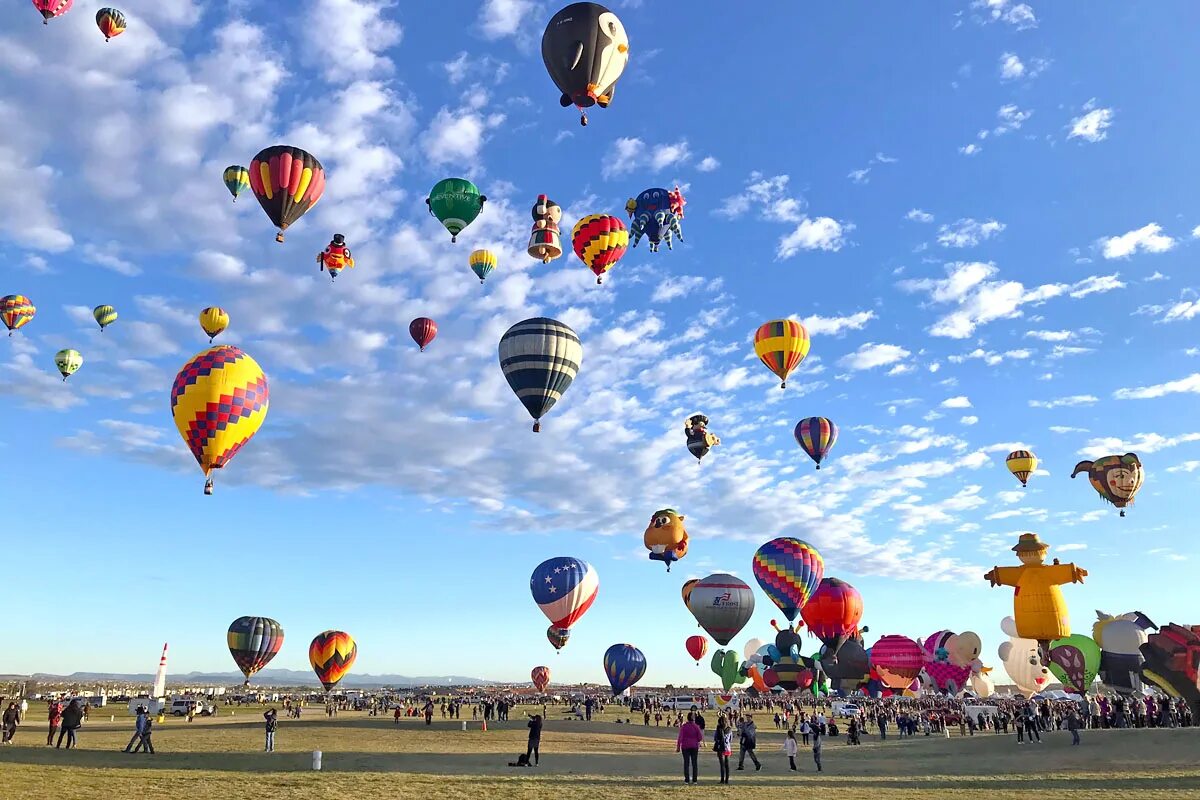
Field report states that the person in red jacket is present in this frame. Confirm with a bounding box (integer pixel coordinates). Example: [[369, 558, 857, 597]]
[[47, 701, 63, 747], [676, 711, 704, 784]]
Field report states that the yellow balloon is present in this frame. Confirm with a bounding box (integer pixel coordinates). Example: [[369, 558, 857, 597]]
[[171, 346, 269, 494], [753, 319, 810, 389], [199, 307, 229, 342], [1005, 450, 1038, 488]]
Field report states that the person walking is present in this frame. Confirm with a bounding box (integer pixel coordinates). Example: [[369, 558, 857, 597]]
[[782, 728, 798, 771], [47, 700, 63, 747], [526, 713, 543, 766], [2, 702, 20, 744], [713, 715, 733, 784], [812, 726, 824, 772], [124, 706, 148, 753], [1023, 704, 1041, 743], [264, 708, 278, 752], [736, 714, 761, 771], [1066, 709, 1082, 746], [676, 712, 703, 784], [135, 714, 156, 754], [56, 700, 83, 749]]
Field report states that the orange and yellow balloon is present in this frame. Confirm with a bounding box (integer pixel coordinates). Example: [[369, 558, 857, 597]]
[[170, 346, 269, 495], [572, 214, 628, 284], [309, 630, 357, 691], [754, 319, 810, 388], [199, 307, 229, 342], [95, 7, 125, 41], [1, 294, 35, 336]]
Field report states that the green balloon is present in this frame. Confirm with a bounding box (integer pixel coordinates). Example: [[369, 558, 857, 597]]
[[710, 649, 744, 692], [1047, 634, 1102, 695], [426, 178, 486, 242]]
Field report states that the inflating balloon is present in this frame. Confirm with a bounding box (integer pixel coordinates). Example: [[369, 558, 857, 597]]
[[801, 578, 864, 662], [710, 649, 744, 691], [309, 630, 356, 691], [499, 317, 582, 432], [541, 3, 629, 126], [998, 617, 1052, 696], [869, 635, 925, 690], [1072, 453, 1144, 517], [1047, 634, 1101, 694], [1094, 609, 1157, 694], [1140, 623, 1200, 718], [227, 616, 284, 685], [752, 538, 824, 621], [603, 644, 646, 695]]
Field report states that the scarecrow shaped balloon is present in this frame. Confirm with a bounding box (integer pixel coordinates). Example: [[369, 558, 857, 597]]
[[984, 533, 1087, 660]]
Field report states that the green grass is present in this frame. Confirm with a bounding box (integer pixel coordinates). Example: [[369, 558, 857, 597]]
[[2, 704, 1198, 799]]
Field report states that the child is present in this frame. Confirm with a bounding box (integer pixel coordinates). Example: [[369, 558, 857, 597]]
[[782, 729, 798, 771], [812, 727, 823, 772]]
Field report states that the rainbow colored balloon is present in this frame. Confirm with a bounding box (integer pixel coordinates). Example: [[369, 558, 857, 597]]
[[751, 538, 824, 621]]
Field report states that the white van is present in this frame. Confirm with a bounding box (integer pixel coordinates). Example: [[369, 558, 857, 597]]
[[663, 696, 701, 711], [169, 699, 202, 716], [832, 702, 861, 718]]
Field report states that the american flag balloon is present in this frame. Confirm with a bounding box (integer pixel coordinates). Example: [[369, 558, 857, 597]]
[[530, 557, 599, 629]]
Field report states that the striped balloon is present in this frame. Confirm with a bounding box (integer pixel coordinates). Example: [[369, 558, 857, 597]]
[[93, 304, 118, 331], [409, 317, 438, 352], [170, 346, 269, 494], [469, 249, 497, 284], [752, 538, 824, 622], [795, 417, 838, 469], [1006, 450, 1038, 487], [754, 319, 810, 388], [249, 145, 325, 242], [33, 0, 73, 23], [572, 214, 628, 284], [546, 625, 571, 652], [688, 573, 755, 646], [223, 165, 250, 201], [95, 7, 125, 40], [531, 666, 551, 691], [498, 317, 582, 432], [309, 630, 357, 691], [531, 557, 598, 630], [603, 644, 647, 696], [1, 295, 35, 336], [227, 616, 285, 683]]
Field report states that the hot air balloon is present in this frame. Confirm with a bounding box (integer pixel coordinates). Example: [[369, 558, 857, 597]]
[[752, 538, 824, 622], [684, 413, 719, 462], [1140, 624, 1200, 717], [54, 349, 82, 381], [542, 3, 629, 126], [643, 508, 688, 571], [95, 7, 125, 40], [1071, 453, 1143, 516], [754, 319, 810, 389], [688, 573, 755, 646], [409, 318, 438, 352], [1094, 609, 1157, 694], [528, 196, 563, 263], [710, 649, 743, 691], [249, 145, 325, 242], [317, 234, 354, 281], [92, 305, 118, 331], [869, 635, 925, 690], [1047, 633, 1101, 694], [685, 635, 708, 665], [170, 345, 269, 496], [499, 317, 582, 432], [801, 577, 864, 660], [199, 307, 228, 342], [1006, 450, 1038, 488], [227, 616, 284, 685], [985, 533, 1087, 658], [531, 666, 551, 692], [469, 249, 497, 284], [603, 644, 646, 695], [795, 417, 838, 469], [921, 631, 972, 694], [681, 579, 698, 612], [1, 295, 35, 336], [531, 557, 598, 631], [223, 165, 250, 201], [33, 0, 72, 24], [426, 178, 486, 242], [309, 630, 356, 692], [547, 625, 571, 652], [572, 213, 628, 284], [627, 188, 684, 252]]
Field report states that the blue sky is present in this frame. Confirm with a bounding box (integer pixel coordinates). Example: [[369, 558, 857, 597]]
[[3, 0, 1199, 688]]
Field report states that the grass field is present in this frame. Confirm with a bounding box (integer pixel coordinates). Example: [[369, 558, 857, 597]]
[[2, 704, 1197, 799]]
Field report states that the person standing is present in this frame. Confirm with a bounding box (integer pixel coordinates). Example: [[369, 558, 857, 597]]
[[676, 712, 703, 784], [526, 713, 543, 766], [47, 700, 63, 747], [264, 708, 278, 752], [2, 702, 20, 744], [812, 726, 824, 772], [1066, 709, 1082, 746], [782, 728, 798, 771], [713, 715, 733, 784], [124, 706, 148, 753], [57, 700, 83, 749], [736, 714, 761, 771]]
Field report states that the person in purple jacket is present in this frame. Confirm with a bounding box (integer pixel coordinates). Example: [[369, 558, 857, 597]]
[[676, 711, 704, 784]]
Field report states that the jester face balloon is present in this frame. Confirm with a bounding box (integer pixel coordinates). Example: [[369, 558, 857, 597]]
[[1071, 453, 1144, 517], [752, 538, 824, 621]]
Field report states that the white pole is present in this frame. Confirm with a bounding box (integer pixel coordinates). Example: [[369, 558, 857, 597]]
[[312, 750, 323, 770]]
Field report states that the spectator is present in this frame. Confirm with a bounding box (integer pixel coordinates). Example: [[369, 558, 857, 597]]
[[264, 708, 278, 752], [676, 712, 702, 784]]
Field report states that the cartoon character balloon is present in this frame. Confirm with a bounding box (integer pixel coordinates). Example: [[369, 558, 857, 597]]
[[309, 630, 356, 691], [688, 573, 755, 646], [984, 533, 1087, 657], [531, 557, 599, 634], [227, 616, 284, 685], [498, 317, 582, 432], [754, 319, 810, 389], [528, 196, 563, 263], [684, 413, 720, 462], [921, 631, 971, 694], [643, 508, 688, 571], [1140, 623, 1200, 718], [1047, 634, 1101, 694], [531, 666, 551, 692], [249, 145, 325, 242], [170, 346, 269, 496], [710, 649, 745, 691], [93, 305, 118, 331], [998, 616, 1052, 696], [1094, 609, 1157, 694], [752, 538, 824, 622], [1072, 453, 1144, 517], [426, 178, 486, 243], [603, 644, 646, 695], [572, 214, 628, 284], [627, 187, 684, 252], [869, 635, 925, 690], [541, 2, 629, 126], [1006, 450, 1038, 488]]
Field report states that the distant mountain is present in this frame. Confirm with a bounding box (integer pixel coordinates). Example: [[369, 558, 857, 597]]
[[14, 668, 493, 688]]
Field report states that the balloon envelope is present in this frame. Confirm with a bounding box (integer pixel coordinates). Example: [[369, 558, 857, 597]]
[[1, 295, 35, 334], [531, 666, 551, 692], [751, 538, 824, 621], [541, 2, 629, 124], [754, 319, 810, 388], [499, 317, 582, 431], [795, 417, 838, 469], [531, 557, 599, 629], [688, 573, 755, 646], [249, 145, 325, 241], [93, 305, 118, 330], [869, 635, 925, 689], [309, 630, 356, 691], [603, 644, 646, 695], [227, 616, 284, 682], [686, 635, 708, 664]]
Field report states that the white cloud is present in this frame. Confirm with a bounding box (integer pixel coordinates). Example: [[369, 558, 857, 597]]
[[305, 0, 402, 84], [906, 209, 934, 223], [1049, 425, 1088, 434], [1025, 330, 1074, 342], [696, 156, 720, 172], [651, 275, 710, 303], [1028, 395, 1098, 409], [898, 262, 1124, 338], [1099, 223, 1175, 259], [999, 52, 1048, 81], [960, 415, 979, 425], [1078, 432, 1200, 459], [839, 343, 911, 371], [478, 0, 534, 39], [974, 0, 1038, 28], [716, 173, 803, 223], [778, 216, 852, 257], [603, 137, 692, 179], [442, 52, 510, 87], [992, 104, 1032, 136], [937, 218, 1005, 248], [959, 143, 982, 156], [421, 107, 504, 166], [1160, 301, 1200, 322], [1069, 105, 1114, 143], [801, 310, 875, 336], [848, 168, 871, 184], [941, 396, 972, 409], [1113, 373, 1200, 400]]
